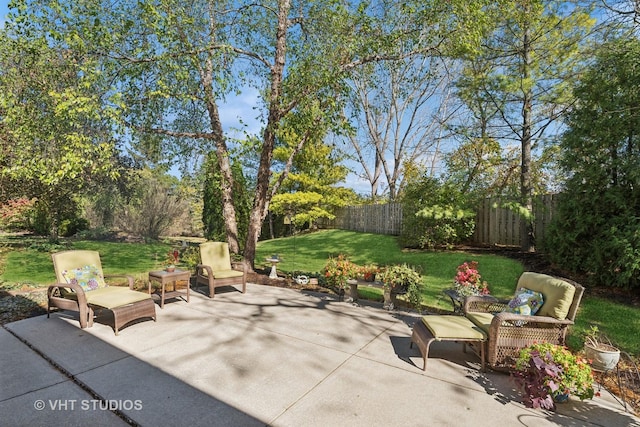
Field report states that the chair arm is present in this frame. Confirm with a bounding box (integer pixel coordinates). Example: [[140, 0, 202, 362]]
[[104, 274, 135, 289], [492, 311, 573, 327], [196, 264, 215, 284], [232, 261, 248, 274], [48, 282, 88, 307], [464, 295, 507, 314]]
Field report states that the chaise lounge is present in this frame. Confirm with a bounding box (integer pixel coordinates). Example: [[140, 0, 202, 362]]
[[48, 250, 156, 335]]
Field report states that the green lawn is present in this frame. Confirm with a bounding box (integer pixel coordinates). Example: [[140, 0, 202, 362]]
[[1, 229, 638, 356], [255, 229, 523, 310]]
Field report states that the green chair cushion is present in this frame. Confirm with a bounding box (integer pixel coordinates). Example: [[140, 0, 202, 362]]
[[422, 315, 486, 340], [85, 287, 151, 309], [210, 269, 244, 279], [465, 312, 494, 334], [516, 272, 575, 320]]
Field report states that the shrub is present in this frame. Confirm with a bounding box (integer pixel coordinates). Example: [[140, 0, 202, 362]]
[[399, 176, 475, 249]]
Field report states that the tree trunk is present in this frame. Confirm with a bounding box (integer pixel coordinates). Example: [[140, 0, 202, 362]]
[[520, 24, 535, 253], [243, 0, 290, 269]]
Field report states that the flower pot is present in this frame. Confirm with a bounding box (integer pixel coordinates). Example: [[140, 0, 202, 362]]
[[166, 265, 176, 272], [585, 343, 620, 372], [553, 392, 570, 403]]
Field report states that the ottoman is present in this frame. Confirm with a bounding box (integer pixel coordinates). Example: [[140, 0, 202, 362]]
[[411, 315, 487, 371]]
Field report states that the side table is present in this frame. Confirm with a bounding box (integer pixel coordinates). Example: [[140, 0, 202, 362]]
[[148, 269, 191, 308], [443, 289, 465, 314]]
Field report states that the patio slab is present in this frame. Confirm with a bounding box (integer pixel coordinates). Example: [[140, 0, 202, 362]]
[[3, 283, 639, 427]]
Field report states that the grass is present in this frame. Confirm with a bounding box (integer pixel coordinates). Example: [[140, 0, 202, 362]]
[[0, 229, 638, 356], [0, 239, 172, 286], [255, 229, 524, 312]]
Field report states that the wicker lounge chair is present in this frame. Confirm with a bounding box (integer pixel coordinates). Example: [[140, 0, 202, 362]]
[[194, 242, 247, 298], [464, 272, 584, 371], [48, 250, 156, 335]]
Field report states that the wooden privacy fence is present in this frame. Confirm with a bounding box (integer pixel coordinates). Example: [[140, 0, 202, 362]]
[[318, 203, 403, 235], [474, 194, 557, 248], [319, 194, 558, 248]]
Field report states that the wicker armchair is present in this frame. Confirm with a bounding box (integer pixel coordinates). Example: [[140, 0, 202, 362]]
[[464, 272, 584, 371], [195, 242, 247, 298], [49, 250, 156, 335]]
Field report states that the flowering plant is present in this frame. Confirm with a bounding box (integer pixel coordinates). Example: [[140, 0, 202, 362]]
[[166, 249, 180, 266], [360, 264, 380, 282], [323, 254, 360, 290], [453, 261, 489, 296], [513, 343, 595, 410]]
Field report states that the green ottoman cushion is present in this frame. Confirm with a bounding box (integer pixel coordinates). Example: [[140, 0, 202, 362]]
[[422, 315, 486, 341]]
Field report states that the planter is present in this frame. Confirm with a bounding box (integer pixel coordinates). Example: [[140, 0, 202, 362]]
[[585, 343, 620, 372], [553, 393, 570, 403], [383, 288, 394, 310], [347, 279, 358, 302]]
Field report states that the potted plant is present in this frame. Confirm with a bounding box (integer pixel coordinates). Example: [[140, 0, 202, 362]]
[[452, 261, 490, 297], [377, 263, 423, 310], [361, 264, 380, 282], [513, 342, 595, 410], [166, 249, 180, 272], [584, 325, 621, 372], [323, 254, 360, 301]]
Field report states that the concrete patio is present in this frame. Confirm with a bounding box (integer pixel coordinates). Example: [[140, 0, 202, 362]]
[[1, 283, 638, 426]]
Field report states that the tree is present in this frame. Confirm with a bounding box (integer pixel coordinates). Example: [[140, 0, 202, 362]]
[[546, 37, 640, 289], [114, 169, 190, 240], [202, 153, 251, 246], [0, 21, 121, 238], [458, 1, 595, 251], [343, 56, 454, 201], [11, 0, 494, 267]]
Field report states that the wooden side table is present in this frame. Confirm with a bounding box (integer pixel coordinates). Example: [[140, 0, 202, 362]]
[[148, 269, 191, 308]]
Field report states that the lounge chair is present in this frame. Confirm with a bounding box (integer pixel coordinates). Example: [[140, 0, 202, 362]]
[[48, 250, 156, 334], [464, 272, 584, 371], [194, 242, 247, 298]]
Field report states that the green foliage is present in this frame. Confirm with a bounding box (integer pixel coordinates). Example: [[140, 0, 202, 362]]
[[377, 263, 423, 308], [399, 175, 475, 249], [514, 343, 594, 410], [114, 170, 189, 241], [58, 217, 89, 237], [202, 155, 251, 247], [546, 38, 640, 289]]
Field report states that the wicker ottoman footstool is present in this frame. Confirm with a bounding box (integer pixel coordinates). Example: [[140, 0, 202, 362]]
[[410, 315, 487, 372]]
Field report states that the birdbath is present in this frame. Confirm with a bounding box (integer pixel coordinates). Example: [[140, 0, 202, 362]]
[[266, 257, 281, 280]]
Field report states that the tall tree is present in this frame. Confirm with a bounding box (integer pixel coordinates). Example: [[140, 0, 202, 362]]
[[459, 0, 594, 251], [343, 56, 454, 201], [547, 37, 640, 288], [0, 20, 120, 237], [10, 0, 493, 266]]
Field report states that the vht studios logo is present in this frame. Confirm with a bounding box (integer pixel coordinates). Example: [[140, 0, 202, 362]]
[[34, 399, 143, 411]]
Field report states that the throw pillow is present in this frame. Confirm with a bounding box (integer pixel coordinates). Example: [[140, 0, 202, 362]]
[[506, 288, 544, 317], [62, 265, 107, 292]]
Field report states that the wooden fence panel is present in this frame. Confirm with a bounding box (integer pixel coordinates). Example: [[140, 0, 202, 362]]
[[319, 203, 403, 235], [319, 195, 557, 247]]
